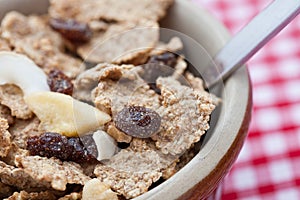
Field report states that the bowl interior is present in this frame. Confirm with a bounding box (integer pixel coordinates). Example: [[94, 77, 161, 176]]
[[0, 0, 251, 199]]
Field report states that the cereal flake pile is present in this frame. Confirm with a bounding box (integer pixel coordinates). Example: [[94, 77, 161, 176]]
[[0, 0, 219, 199]]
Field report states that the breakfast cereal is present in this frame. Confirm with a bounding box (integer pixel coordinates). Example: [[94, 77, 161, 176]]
[[0, 0, 219, 199], [0, 84, 33, 119], [0, 118, 11, 157], [0, 37, 10, 51], [49, 0, 174, 23]]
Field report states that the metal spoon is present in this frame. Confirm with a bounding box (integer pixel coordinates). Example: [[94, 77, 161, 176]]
[[202, 0, 300, 89]]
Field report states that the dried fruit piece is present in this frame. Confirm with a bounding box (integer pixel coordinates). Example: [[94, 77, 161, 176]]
[[130, 106, 151, 127], [27, 131, 117, 163], [27, 132, 97, 163], [50, 18, 92, 43], [0, 51, 50, 96], [142, 52, 178, 93], [147, 52, 177, 68], [82, 178, 118, 200], [24, 91, 111, 137], [68, 134, 98, 162], [47, 69, 74, 95], [115, 106, 161, 138]]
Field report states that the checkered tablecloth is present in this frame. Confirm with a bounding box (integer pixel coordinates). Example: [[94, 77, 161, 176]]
[[192, 0, 300, 199]]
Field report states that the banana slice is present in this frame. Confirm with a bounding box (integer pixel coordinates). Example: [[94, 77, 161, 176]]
[[0, 51, 50, 95], [24, 91, 111, 137]]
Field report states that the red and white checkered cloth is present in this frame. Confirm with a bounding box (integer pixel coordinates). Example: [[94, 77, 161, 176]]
[[192, 0, 300, 199]]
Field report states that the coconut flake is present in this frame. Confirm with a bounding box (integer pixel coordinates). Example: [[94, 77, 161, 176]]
[[92, 130, 118, 161], [0, 51, 50, 95]]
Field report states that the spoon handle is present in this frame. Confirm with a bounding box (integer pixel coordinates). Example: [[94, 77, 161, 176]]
[[204, 0, 300, 89]]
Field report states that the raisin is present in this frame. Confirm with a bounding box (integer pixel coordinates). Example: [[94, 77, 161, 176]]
[[27, 132, 98, 163], [47, 69, 74, 95], [68, 137, 96, 163], [81, 134, 98, 159], [50, 18, 92, 43], [141, 53, 178, 94], [147, 52, 177, 68], [129, 106, 151, 127], [115, 106, 161, 138], [27, 132, 71, 160]]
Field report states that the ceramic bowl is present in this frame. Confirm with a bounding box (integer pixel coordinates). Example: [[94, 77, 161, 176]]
[[0, 0, 252, 199]]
